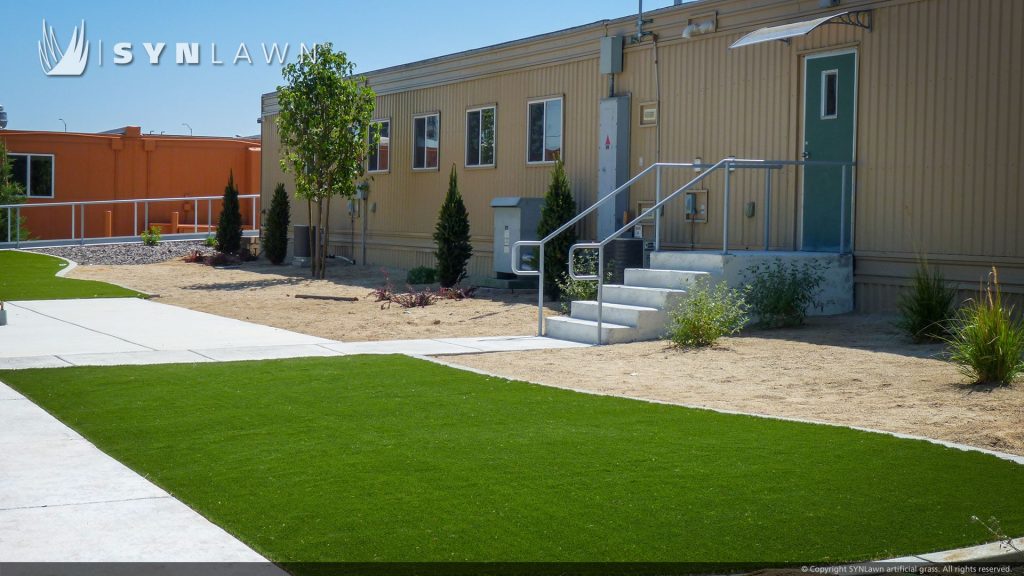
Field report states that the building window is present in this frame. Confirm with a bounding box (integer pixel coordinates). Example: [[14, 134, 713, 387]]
[[639, 102, 658, 126], [527, 97, 562, 164], [368, 119, 390, 173], [466, 106, 496, 167], [821, 70, 839, 119], [413, 113, 439, 170], [7, 154, 54, 198]]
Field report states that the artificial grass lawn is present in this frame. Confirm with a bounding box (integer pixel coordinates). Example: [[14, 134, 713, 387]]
[[0, 250, 143, 300], [3, 355, 1023, 565]]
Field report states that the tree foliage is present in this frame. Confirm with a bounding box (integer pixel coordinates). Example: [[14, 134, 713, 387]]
[[277, 43, 377, 278], [216, 172, 243, 254], [433, 165, 472, 288], [536, 160, 577, 298], [264, 183, 291, 265], [0, 139, 29, 243]]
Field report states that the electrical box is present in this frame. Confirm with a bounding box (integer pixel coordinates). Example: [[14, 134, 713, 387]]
[[599, 36, 623, 74], [598, 96, 631, 239], [490, 197, 544, 278], [684, 189, 708, 223]]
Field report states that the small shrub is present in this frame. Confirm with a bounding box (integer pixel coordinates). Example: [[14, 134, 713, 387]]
[[536, 160, 577, 299], [897, 259, 958, 342], [369, 269, 396, 308], [216, 171, 243, 254], [439, 286, 477, 300], [945, 267, 1024, 385], [554, 250, 613, 314], [205, 252, 240, 267], [743, 259, 824, 328], [183, 249, 205, 263], [140, 225, 162, 246], [391, 287, 437, 308], [204, 236, 217, 248], [263, 183, 290, 265], [433, 165, 472, 288], [407, 266, 437, 285], [668, 278, 748, 348]]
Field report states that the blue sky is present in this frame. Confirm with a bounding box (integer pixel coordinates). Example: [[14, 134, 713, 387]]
[[2, 1, 678, 137]]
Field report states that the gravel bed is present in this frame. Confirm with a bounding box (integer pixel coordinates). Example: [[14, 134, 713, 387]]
[[29, 241, 217, 266]]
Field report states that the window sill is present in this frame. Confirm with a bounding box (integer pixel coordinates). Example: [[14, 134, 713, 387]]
[[412, 167, 440, 172], [367, 169, 390, 175], [465, 164, 496, 170]]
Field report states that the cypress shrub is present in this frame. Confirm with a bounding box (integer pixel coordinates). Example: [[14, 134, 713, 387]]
[[216, 171, 243, 254], [536, 160, 577, 298], [264, 183, 291, 264], [433, 165, 472, 288]]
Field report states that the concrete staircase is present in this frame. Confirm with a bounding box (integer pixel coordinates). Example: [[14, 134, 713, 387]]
[[546, 268, 709, 344]]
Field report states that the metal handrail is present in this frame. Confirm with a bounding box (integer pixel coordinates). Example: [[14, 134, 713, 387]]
[[510, 162, 701, 336], [515, 157, 857, 343], [567, 157, 746, 343], [1, 194, 260, 248]]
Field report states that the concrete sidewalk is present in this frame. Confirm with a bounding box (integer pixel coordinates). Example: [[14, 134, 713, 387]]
[[0, 298, 587, 369], [0, 382, 283, 564], [0, 297, 584, 562]]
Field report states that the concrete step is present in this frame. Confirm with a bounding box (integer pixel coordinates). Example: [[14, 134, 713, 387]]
[[649, 251, 726, 275], [571, 300, 661, 326], [545, 316, 638, 345], [624, 268, 710, 290], [602, 284, 688, 310]]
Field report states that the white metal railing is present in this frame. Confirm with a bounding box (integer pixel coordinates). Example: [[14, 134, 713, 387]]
[[0, 194, 260, 248], [513, 157, 856, 343]]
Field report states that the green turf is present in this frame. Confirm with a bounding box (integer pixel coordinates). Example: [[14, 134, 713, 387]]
[[0, 250, 143, 300], [2, 355, 1022, 565]]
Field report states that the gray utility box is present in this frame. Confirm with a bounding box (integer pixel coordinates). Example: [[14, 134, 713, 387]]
[[491, 197, 543, 279], [598, 96, 630, 240]]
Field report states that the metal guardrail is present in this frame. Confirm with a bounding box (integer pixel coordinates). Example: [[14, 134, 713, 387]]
[[512, 158, 856, 343], [0, 194, 261, 248]]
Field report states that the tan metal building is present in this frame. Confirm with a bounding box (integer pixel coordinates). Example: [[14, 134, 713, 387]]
[[261, 0, 1024, 311]]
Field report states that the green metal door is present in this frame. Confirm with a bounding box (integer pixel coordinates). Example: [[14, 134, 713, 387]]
[[802, 50, 856, 252]]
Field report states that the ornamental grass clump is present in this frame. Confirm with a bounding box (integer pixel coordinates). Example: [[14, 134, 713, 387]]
[[896, 258, 958, 343], [668, 278, 748, 348], [945, 267, 1024, 385]]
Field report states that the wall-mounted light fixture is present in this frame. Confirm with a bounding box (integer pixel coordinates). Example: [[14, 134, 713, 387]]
[[693, 156, 703, 172], [682, 12, 717, 38]]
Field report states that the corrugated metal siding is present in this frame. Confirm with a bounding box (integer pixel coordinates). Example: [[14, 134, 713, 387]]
[[261, 0, 1024, 310]]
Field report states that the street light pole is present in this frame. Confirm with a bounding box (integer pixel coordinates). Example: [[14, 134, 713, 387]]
[[58, 118, 67, 132], [182, 122, 192, 136]]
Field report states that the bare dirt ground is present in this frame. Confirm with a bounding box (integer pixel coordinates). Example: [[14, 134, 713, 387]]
[[72, 260, 1023, 455], [450, 315, 1024, 456], [70, 260, 555, 341]]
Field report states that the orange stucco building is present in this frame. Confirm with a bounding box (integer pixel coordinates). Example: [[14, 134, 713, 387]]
[[1, 127, 260, 240]]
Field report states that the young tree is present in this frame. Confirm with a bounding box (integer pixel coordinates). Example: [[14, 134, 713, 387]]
[[216, 171, 243, 254], [536, 160, 577, 298], [433, 165, 472, 287], [276, 43, 377, 279], [0, 139, 29, 243], [263, 182, 291, 265]]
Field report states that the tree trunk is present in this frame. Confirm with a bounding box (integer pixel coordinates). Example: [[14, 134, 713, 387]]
[[306, 198, 314, 278], [321, 196, 332, 279]]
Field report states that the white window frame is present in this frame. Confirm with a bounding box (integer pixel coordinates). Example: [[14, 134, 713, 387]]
[[465, 105, 497, 168], [412, 112, 440, 171], [367, 118, 391, 174], [7, 153, 55, 198], [526, 96, 564, 165], [821, 69, 839, 120]]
